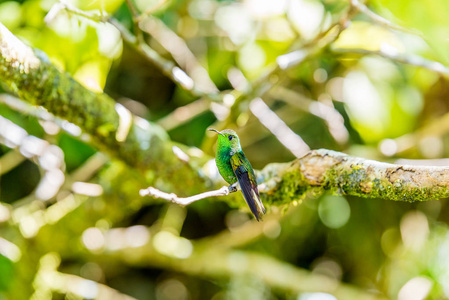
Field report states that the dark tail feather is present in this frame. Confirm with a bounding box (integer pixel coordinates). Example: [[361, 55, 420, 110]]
[[236, 170, 265, 221]]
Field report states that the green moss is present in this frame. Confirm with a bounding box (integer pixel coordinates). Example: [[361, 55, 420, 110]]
[[322, 163, 449, 202], [264, 168, 312, 205]]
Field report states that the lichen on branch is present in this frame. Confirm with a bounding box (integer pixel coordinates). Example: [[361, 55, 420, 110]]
[[262, 149, 449, 204]]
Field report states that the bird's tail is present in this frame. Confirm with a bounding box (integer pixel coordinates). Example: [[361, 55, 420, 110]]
[[239, 178, 265, 221]]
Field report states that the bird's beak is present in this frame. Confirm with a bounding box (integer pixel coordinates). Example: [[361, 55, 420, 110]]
[[208, 128, 224, 136]]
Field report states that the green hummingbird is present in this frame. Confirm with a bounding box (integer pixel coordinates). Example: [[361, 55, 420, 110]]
[[208, 128, 265, 221]]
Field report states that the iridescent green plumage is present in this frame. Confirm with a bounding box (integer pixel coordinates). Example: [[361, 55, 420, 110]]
[[209, 128, 265, 221]]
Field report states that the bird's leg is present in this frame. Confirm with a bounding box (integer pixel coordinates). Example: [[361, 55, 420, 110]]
[[228, 182, 238, 193]]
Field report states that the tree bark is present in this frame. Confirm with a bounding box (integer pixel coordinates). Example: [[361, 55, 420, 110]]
[[260, 149, 449, 204]]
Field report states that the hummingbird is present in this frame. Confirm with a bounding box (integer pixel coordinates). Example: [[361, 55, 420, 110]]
[[208, 128, 265, 221]]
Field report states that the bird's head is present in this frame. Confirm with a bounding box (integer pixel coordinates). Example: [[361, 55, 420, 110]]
[[208, 128, 242, 153]]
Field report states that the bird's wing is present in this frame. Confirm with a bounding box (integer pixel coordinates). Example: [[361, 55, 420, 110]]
[[230, 152, 265, 221]]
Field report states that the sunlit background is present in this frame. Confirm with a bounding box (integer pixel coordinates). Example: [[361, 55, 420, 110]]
[[1, 0, 449, 299]]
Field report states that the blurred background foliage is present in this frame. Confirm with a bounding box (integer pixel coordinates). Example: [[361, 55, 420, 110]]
[[1, 0, 449, 299]]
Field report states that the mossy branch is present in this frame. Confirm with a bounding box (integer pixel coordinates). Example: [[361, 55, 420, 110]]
[[0, 22, 174, 171], [140, 148, 449, 212], [260, 149, 449, 204]]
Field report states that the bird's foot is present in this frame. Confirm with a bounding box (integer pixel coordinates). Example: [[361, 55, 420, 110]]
[[228, 182, 238, 193]]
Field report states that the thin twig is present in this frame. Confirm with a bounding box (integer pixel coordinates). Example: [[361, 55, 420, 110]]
[[157, 98, 210, 131], [0, 94, 83, 137], [125, 0, 144, 42], [10, 153, 108, 238], [109, 19, 218, 99], [139, 16, 218, 94], [272, 87, 349, 145], [380, 111, 449, 156], [219, 7, 354, 132], [46, 1, 108, 24], [225, 2, 355, 118], [0, 115, 66, 202], [350, 0, 422, 36], [0, 94, 54, 121], [125, 0, 140, 18], [333, 47, 449, 77], [139, 186, 232, 205], [32, 253, 137, 300], [249, 97, 310, 158], [68, 152, 109, 182], [197, 208, 287, 249], [55, 3, 218, 100], [135, 0, 169, 22], [0, 150, 25, 176]]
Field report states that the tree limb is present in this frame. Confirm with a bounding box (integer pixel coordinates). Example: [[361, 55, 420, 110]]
[[0, 21, 180, 172], [260, 149, 449, 204], [141, 148, 449, 210]]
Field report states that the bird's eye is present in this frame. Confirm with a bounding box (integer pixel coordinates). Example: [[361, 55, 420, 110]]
[[228, 135, 233, 141]]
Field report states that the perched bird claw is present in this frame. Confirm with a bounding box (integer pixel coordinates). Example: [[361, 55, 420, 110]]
[[228, 183, 238, 193]]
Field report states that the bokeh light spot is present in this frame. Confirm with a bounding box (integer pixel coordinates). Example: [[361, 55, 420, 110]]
[[318, 195, 350, 229], [82, 228, 105, 251]]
